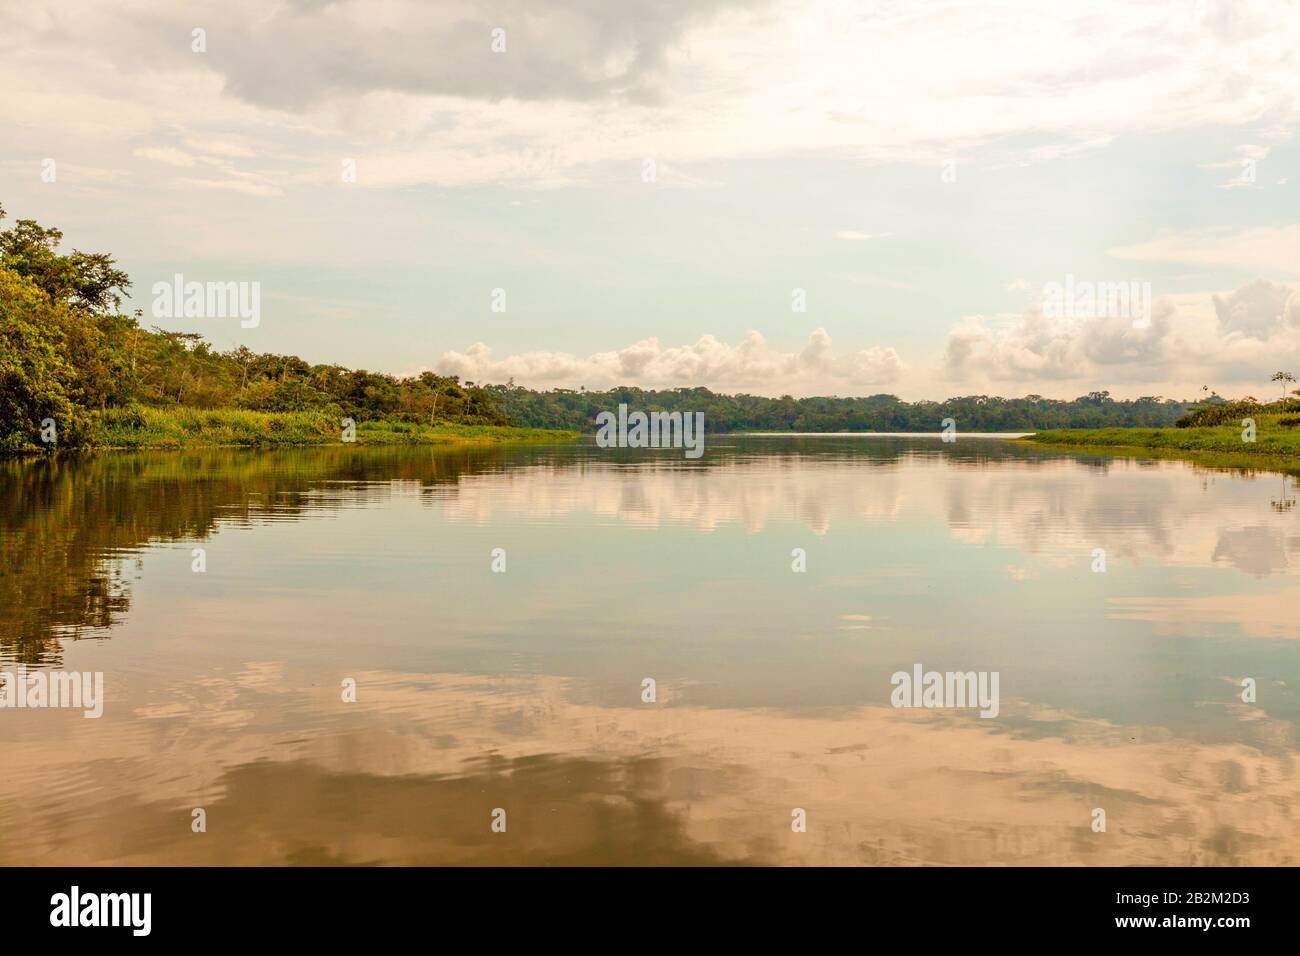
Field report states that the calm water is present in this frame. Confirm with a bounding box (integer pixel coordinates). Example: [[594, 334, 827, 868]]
[[1, 437, 1297, 865]]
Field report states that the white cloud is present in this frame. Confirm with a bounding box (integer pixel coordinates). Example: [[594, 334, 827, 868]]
[[1236, 144, 1271, 160], [1212, 279, 1300, 339], [182, 138, 256, 158], [435, 328, 904, 393], [180, 178, 283, 198], [133, 146, 196, 167], [836, 273, 912, 290], [942, 280, 1300, 392], [943, 307, 1173, 382], [1110, 226, 1300, 280]]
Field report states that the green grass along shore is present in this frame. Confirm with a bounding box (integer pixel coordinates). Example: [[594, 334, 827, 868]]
[[85, 406, 575, 451], [1022, 410, 1300, 464]]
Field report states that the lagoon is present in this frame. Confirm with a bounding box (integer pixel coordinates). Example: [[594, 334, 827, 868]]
[[1, 436, 1296, 865]]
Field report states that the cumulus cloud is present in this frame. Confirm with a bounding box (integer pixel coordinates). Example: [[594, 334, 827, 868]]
[[942, 280, 1300, 391], [1213, 279, 1300, 339], [943, 307, 1174, 382], [435, 329, 904, 393]]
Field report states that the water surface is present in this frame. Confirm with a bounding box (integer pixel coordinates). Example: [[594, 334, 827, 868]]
[[1, 437, 1296, 865]]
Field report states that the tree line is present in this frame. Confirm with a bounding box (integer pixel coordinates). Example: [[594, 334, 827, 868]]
[[485, 384, 1200, 433]]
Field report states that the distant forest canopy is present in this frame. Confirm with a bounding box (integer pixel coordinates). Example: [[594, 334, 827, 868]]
[[0, 201, 1251, 450], [484, 385, 1207, 433]]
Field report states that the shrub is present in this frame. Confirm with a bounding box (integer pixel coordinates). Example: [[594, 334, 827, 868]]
[[1177, 400, 1264, 428]]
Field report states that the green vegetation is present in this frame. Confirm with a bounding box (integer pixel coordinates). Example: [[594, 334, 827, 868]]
[[1025, 399, 1300, 460], [94, 406, 569, 450], [489, 385, 1199, 433], [0, 201, 559, 454]]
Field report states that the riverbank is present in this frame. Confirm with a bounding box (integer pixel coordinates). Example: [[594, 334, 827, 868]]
[[1021, 413, 1300, 470], [78, 407, 576, 451]]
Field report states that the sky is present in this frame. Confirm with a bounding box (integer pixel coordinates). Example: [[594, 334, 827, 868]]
[[2, 0, 1299, 400]]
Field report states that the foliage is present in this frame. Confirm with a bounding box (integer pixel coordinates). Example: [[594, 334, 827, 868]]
[[1176, 397, 1300, 428], [0, 202, 130, 315], [0, 203, 513, 453], [1027, 409, 1300, 459], [95, 405, 570, 449], [0, 266, 97, 451], [487, 384, 1198, 433]]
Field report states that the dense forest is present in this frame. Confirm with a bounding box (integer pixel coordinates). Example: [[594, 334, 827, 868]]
[[1, 202, 1226, 452], [487, 384, 1200, 433]]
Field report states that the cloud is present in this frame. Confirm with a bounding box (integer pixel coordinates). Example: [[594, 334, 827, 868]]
[[836, 273, 912, 290], [1110, 225, 1300, 279], [111, 0, 757, 112], [1213, 279, 1300, 339], [5, 0, 1300, 190], [942, 280, 1300, 390], [180, 178, 283, 198], [133, 146, 196, 167], [943, 307, 1173, 382], [435, 328, 904, 392], [183, 138, 256, 158], [1199, 144, 1270, 170]]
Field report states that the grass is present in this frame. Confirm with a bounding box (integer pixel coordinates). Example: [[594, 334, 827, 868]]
[[93, 406, 575, 450], [1022, 410, 1300, 463]]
